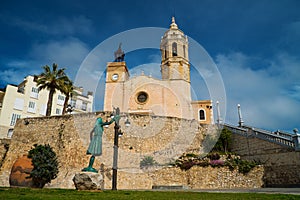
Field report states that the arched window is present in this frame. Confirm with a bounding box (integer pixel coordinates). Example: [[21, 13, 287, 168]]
[[183, 45, 186, 58], [199, 109, 206, 121], [172, 42, 177, 56]]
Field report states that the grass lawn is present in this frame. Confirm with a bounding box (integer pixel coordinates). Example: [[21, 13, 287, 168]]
[[0, 187, 299, 200]]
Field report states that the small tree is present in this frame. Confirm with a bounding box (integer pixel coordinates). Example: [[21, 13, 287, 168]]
[[213, 128, 232, 153], [27, 144, 59, 188]]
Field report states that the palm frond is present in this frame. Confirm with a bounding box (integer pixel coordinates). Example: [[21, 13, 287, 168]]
[[34, 63, 73, 116]]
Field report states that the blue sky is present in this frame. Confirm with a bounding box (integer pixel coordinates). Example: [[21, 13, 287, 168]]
[[0, 0, 299, 132]]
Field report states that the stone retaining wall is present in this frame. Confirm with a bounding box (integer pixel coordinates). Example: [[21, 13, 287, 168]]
[[231, 133, 300, 187], [0, 112, 264, 189], [0, 139, 10, 167], [104, 165, 264, 189]]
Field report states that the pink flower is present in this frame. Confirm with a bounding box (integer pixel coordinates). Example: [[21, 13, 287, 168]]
[[210, 160, 224, 166]]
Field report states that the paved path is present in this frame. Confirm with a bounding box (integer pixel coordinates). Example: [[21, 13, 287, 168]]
[[191, 188, 300, 195], [152, 187, 300, 195]]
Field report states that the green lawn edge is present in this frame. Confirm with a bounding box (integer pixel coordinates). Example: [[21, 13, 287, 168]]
[[0, 187, 299, 200]]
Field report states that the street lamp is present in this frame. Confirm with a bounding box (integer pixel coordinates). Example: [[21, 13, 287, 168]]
[[66, 104, 73, 114], [125, 118, 131, 127], [111, 107, 130, 190], [237, 104, 244, 127]]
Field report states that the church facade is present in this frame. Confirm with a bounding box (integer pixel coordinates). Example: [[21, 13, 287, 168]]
[[104, 17, 213, 124]]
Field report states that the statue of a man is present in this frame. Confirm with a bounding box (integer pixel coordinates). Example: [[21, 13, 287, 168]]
[[82, 112, 115, 173]]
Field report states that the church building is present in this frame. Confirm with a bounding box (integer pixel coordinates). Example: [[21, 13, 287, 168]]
[[104, 17, 213, 124]]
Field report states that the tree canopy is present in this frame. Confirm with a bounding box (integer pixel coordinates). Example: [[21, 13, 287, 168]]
[[28, 144, 59, 188], [34, 63, 72, 116]]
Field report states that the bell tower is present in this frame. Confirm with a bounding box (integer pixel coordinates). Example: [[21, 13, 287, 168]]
[[160, 17, 190, 82]]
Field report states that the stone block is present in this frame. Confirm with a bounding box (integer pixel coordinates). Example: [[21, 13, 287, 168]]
[[73, 172, 103, 191]]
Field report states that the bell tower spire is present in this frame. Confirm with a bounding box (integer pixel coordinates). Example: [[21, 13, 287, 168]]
[[160, 17, 190, 82], [170, 16, 178, 29]]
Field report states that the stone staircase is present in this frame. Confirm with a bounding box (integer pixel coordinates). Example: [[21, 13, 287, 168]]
[[223, 123, 300, 151]]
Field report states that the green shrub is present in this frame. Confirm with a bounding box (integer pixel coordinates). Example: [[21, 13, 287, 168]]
[[178, 160, 195, 170], [225, 158, 259, 174], [27, 144, 59, 188], [140, 156, 157, 168], [207, 152, 220, 160], [236, 159, 259, 174]]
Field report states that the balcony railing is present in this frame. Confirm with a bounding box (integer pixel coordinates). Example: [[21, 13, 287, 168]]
[[222, 123, 300, 151]]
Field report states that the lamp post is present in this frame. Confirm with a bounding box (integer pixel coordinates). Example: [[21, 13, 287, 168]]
[[66, 104, 73, 114], [110, 107, 130, 190], [112, 107, 119, 190], [293, 128, 300, 151], [237, 104, 244, 127], [216, 101, 221, 126]]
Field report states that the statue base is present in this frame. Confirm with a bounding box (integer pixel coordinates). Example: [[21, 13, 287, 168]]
[[82, 166, 98, 173], [73, 172, 103, 190]]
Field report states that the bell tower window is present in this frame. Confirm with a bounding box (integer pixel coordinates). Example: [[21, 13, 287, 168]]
[[164, 47, 167, 59], [199, 109, 206, 121], [183, 45, 186, 58], [172, 42, 177, 57]]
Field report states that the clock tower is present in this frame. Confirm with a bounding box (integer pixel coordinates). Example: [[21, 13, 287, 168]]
[[103, 45, 129, 111], [105, 61, 129, 83]]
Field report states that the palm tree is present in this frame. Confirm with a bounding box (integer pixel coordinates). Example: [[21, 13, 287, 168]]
[[61, 80, 75, 115], [34, 63, 72, 116]]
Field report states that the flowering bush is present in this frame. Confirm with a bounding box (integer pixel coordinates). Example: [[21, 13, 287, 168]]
[[174, 152, 259, 174], [209, 159, 225, 167]]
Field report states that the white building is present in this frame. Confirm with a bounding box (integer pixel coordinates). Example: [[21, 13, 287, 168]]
[[0, 75, 93, 138]]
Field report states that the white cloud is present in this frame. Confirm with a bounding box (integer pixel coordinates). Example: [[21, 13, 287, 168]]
[[1, 37, 90, 88], [6, 61, 28, 67], [129, 63, 161, 79], [0, 69, 24, 86], [0, 60, 43, 86], [216, 52, 300, 131], [29, 37, 90, 80], [6, 15, 93, 36]]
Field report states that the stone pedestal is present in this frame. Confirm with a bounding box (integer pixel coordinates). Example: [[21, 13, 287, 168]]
[[73, 172, 103, 190]]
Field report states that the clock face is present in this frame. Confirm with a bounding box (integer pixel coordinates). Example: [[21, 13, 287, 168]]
[[111, 73, 119, 81]]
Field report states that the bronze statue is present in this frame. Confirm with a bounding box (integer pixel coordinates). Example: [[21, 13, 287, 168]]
[[82, 112, 115, 173], [114, 43, 125, 62]]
